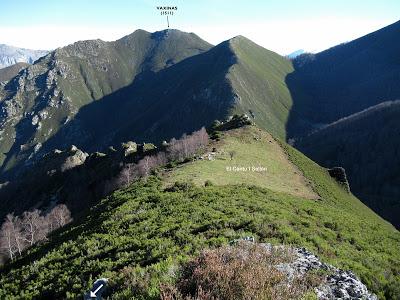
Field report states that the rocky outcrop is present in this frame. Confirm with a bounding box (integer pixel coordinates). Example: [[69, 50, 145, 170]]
[[213, 114, 253, 132], [40, 145, 88, 174], [261, 243, 376, 300], [121, 141, 137, 157], [317, 270, 377, 300], [60, 146, 89, 172]]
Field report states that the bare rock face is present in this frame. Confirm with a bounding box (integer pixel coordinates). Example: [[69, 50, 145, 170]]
[[60, 146, 88, 172], [121, 141, 137, 157], [261, 243, 377, 300], [40, 145, 88, 174], [317, 270, 377, 300]]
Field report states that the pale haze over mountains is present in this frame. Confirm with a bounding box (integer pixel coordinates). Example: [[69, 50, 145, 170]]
[[0, 44, 48, 69]]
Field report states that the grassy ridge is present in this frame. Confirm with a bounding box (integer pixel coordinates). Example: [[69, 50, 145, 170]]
[[227, 37, 297, 139], [0, 127, 399, 299], [165, 126, 316, 199], [0, 179, 398, 299]]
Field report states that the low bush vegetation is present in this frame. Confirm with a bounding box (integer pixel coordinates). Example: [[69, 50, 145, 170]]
[[160, 242, 320, 300], [0, 176, 398, 299], [0, 126, 398, 299]]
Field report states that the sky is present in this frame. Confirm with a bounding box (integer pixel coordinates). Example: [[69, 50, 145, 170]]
[[0, 0, 398, 55]]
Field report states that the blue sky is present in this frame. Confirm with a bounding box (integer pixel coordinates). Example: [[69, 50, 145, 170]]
[[0, 0, 398, 54]]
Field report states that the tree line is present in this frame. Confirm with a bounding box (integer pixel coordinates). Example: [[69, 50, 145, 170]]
[[0, 204, 72, 262], [107, 127, 209, 191], [0, 127, 209, 263]]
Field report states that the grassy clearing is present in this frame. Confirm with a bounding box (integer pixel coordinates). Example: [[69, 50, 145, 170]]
[[164, 126, 317, 199]]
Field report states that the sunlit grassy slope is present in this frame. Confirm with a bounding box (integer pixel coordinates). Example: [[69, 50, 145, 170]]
[[0, 126, 399, 299], [164, 126, 317, 199], [226, 36, 300, 139]]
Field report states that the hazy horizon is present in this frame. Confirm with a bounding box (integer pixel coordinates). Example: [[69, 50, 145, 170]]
[[0, 0, 399, 55]]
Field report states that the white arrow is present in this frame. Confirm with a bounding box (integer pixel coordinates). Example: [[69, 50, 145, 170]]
[[90, 283, 104, 298]]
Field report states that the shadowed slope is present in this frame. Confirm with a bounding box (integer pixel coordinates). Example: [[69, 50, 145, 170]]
[[286, 20, 400, 138], [39, 37, 299, 161], [284, 20, 400, 228], [0, 29, 212, 179], [296, 100, 400, 228]]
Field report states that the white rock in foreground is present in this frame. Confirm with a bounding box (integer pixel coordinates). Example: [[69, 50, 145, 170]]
[[261, 243, 377, 300]]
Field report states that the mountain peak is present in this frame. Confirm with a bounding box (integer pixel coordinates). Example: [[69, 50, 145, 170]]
[[228, 35, 251, 44], [151, 29, 188, 40]]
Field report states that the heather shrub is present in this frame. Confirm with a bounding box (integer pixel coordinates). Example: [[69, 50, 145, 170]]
[[161, 242, 320, 300]]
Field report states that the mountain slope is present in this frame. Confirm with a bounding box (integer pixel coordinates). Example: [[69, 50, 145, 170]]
[[0, 62, 29, 82], [0, 44, 48, 69], [0, 125, 398, 299], [283, 20, 400, 228], [296, 100, 400, 228], [286, 20, 400, 137], [40, 36, 297, 157], [1, 24, 399, 234], [0, 32, 299, 181], [227, 36, 297, 138], [0, 29, 212, 179]]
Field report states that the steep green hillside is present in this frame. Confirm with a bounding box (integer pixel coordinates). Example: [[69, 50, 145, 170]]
[[1, 23, 399, 235], [0, 126, 398, 299], [0, 29, 212, 179], [296, 100, 400, 229], [286, 20, 400, 137], [227, 36, 297, 138]]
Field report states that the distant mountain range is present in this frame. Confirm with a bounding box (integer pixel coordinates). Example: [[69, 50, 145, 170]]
[[0, 21, 399, 228], [0, 44, 48, 69]]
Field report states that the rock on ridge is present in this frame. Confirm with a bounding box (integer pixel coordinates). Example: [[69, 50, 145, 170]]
[[261, 243, 377, 300]]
